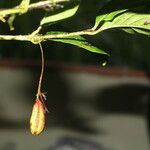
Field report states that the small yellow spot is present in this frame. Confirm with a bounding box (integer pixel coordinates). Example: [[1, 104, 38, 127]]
[[102, 61, 107, 67]]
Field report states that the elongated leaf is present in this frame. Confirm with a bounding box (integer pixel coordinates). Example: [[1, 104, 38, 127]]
[[40, 1, 79, 26], [123, 28, 150, 35], [93, 9, 127, 29], [47, 32, 108, 55], [132, 28, 150, 35], [122, 28, 135, 34], [97, 11, 150, 35]]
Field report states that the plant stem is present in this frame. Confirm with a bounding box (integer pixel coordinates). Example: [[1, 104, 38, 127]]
[[36, 43, 48, 112], [37, 43, 45, 99], [0, 29, 97, 43], [0, 23, 149, 43], [0, 0, 68, 17], [29, 0, 68, 10]]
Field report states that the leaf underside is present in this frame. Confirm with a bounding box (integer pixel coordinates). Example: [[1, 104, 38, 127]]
[[47, 32, 108, 56]]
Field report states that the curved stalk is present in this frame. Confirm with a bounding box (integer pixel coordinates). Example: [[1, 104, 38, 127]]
[[37, 43, 44, 99]]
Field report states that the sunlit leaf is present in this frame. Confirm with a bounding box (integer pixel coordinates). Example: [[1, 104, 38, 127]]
[[40, 1, 79, 26], [96, 11, 150, 35], [93, 9, 127, 29]]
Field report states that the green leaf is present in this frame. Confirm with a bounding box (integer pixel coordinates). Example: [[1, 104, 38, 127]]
[[132, 28, 150, 35], [93, 9, 127, 29], [40, 1, 79, 26], [47, 32, 108, 56], [122, 28, 135, 34], [97, 11, 150, 35], [122, 28, 150, 35]]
